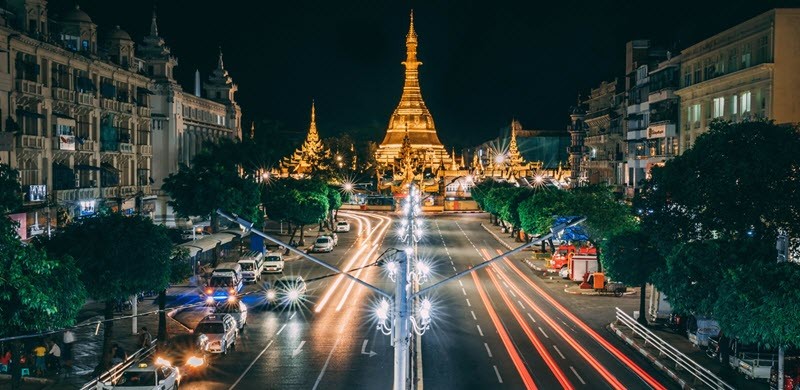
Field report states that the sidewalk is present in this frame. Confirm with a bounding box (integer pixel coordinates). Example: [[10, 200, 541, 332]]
[[0, 284, 198, 390]]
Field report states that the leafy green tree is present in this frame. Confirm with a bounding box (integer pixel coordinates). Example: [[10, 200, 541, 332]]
[[639, 119, 800, 348], [498, 187, 534, 241], [326, 185, 343, 225], [567, 186, 636, 242], [0, 163, 21, 212], [262, 178, 330, 245], [42, 214, 173, 370], [601, 228, 662, 325], [290, 191, 329, 246], [0, 218, 86, 337]]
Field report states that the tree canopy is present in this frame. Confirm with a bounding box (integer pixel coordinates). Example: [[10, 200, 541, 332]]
[[0, 163, 21, 213]]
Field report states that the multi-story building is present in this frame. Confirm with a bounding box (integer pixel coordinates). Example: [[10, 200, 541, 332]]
[[676, 8, 800, 151], [0, 1, 242, 237], [581, 79, 626, 188]]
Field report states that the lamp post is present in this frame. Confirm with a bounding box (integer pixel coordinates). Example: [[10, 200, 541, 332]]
[[217, 190, 585, 390]]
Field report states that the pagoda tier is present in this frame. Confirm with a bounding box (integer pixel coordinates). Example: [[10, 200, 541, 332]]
[[279, 101, 328, 177]]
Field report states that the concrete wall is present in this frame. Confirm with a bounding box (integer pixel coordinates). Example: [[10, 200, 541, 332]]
[[773, 10, 800, 124]]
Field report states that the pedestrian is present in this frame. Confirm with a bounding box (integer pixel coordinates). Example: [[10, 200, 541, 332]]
[[32, 341, 47, 375], [62, 329, 75, 377], [47, 340, 61, 374], [0, 347, 10, 372], [110, 343, 127, 365], [138, 326, 152, 348]]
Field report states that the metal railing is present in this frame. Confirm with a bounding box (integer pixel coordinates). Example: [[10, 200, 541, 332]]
[[614, 307, 734, 390], [80, 339, 157, 390]]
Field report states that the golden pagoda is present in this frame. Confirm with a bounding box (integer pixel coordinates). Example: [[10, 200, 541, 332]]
[[279, 101, 329, 177], [508, 120, 524, 168], [376, 11, 452, 172]]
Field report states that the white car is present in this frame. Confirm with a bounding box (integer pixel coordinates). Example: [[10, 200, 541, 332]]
[[101, 361, 179, 389], [311, 236, 334, 253], [181, 229, 209, 241], [335, 221, 350, 232], [215, 300, 247, 330], [194, 314, 238, 355], [262, 253, 285, 273]]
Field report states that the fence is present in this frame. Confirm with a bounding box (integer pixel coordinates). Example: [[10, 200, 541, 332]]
[[614, 307, 734, 390], [79, 339, 157, 390]]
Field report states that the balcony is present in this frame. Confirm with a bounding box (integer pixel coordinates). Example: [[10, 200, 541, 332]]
[[101, 186, 119, 198], [141, 185, 152, 195], [648, 89, 676, 104], [120, 102, 134, 114], [52, 87, 76, 102], [136, 106, 151, 117], [78, 92, 96, 106], [17, 135, 46, 149], [119, 143, 134, 153], [77, 139, 97, 152], [55, 187, 99, 202], [626, 129, 647, 141], [119, 185, 137, 197], [100, 98, 120, 112], [16, 79, 43, 96], [138, 145, 152, 155]]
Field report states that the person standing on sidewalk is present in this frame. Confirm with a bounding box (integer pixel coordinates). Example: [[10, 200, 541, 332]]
[[32, 341, 47, 376], [47, 340, 61, 375], [138, 326, 152, 348], [62, 329, 75, 377]]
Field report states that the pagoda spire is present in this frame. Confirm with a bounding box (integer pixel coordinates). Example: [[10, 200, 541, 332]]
[[309, 100, 318, 137], [509, 119, 524, 167], [250, 121, 255, 140], [217, 46, 225, 70], [150, 7, 159, 36]]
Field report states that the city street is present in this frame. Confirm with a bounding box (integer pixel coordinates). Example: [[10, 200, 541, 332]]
[[170, 212, 674, 389]]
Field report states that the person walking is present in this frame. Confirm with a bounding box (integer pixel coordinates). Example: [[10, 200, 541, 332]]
[[62, 329, 75, 377], [138, 326, 152, 348], [47, 340, 61, 375], [111, 343, 127, 365]]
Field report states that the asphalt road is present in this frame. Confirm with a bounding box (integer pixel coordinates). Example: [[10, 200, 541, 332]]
[[168, 212, 676, 390]]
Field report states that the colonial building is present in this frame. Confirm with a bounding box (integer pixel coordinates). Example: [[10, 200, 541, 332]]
[[580, 79, 626, 188], [676, 8, 800, 151], [141, 11, 242, 226], [376, 11, 454, 194], [0, 2, 154, 239], [278, 101, 329, 178]]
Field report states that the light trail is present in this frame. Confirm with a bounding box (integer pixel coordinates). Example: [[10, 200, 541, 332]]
[[499, 252, 667, 390], [471, 271, 538, 390], [489, 259, 626, 390], [479, 249, 573, 389], [334, 212, 393, 311], [314, 213, 372, 312]]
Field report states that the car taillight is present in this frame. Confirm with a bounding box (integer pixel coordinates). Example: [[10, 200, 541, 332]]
[[205, 288, 212, 295]]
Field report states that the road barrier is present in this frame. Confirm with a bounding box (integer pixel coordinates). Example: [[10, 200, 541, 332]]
[[613, 308, 734, 390], [80, 339, 157, 390]]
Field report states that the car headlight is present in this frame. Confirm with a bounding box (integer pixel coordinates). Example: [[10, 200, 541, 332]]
[[266, 289, 277, 301], [287, 289, 300, 302], [186, 356, 204, 367], [155, 356, 171, 367]]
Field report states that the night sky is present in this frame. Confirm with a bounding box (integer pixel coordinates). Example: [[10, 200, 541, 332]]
[[55, 0, 798, 149]]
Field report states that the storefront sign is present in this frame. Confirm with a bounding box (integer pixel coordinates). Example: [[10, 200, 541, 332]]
[[141, 199, 156, 214], [58, 134, 76, 151], [29, 185, 46, 202], [8, 213, 26, 240], [647, 126, 665, 138], [79, 200, 96, 216]]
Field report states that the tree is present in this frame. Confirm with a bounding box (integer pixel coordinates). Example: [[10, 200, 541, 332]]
[[262, 178, 330, 245], [498, 187, 534, 241], [162, 143, 261, 269], [0, 218, 86, 337], [601, 228, 662, 325], [290, 191, 328, 246], [639, 119, 800, 348], [41, 214, 173, 370], [0, 163, 21, 213], [326, 185, 343, 225], [157, 247, 192, 343]]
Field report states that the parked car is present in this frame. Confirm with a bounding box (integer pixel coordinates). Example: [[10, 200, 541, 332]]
[[335, 220, 350, 232], [311, 236, 334, 253], [100, 360, 179, 389], [181, 228, 209, 241], [323, 232, 338, 246], [157, 333, 210, 380], [215, 300, 248, 330], [262, 253, 285, 273], [194, 314, 238, 355], [265, 276, 308, 307]]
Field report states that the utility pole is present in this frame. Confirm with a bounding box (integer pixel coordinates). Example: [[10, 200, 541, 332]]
[[777, 232, 788, 390]]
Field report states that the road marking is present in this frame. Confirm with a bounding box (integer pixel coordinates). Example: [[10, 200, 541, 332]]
[[527, 312, 536, 322], [453, 266, 457, 271], [553, 345, 566, 359], [458, 280, 463, 287], [509, 289, 517, 298], [517, 300, 525, 309], [471, 311, 477, 320], [276, 324, 287, 335], [228, 339, 274, 389], [462, 288, 467, 296], [538, 326, 549, 338], [312, 333, 343, 390], [484, 342, 493, 357], [476, 324, 484, 336], [292, 340, 305, 357], [466, 298, 471, 307], [493, 365, 503, 383], [361, 339, 377, 357], [451, 260, 454, 265], [289, 312, 296, 320], [570, 366, 587, 385]]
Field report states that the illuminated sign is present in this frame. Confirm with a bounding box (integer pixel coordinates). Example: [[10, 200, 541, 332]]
[[29, 185, 46, 202]]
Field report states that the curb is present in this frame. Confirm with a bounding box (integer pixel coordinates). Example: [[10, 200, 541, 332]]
[[166, 307, 193, 333], [480, 223, 515, 251], [564, 287, 638, 296], [0, 373, 56, 385], [608, 322, 695, 390]]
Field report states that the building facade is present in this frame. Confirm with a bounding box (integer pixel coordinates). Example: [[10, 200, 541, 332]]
[[580, 79, 626, 188], [676, 9, 800, 151]]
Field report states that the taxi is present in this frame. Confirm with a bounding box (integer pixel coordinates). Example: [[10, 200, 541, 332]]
[[100, 361, 179, 389]]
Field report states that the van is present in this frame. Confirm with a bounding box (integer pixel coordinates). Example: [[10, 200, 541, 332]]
[[204, 262, 243, 302], [195, 314, 238, 355], [238, 251, 264, 283]]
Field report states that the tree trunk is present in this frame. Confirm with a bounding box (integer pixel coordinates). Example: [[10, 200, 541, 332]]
[[319, 220, 324, 232], [157, 289, 167, 343], [211, 213, 220, 266], [99, 300, 115, 372], [638, 282, 648, 326], [299, 225, 306, 246]]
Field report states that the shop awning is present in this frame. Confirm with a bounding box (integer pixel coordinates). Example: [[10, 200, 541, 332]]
[[188, 232, 237, 253], [177, 243, 202, 258], [53, 112, 75, 120]]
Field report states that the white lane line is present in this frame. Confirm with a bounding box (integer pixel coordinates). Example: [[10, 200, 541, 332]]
[[493, 365, 503, 383], [509, 289, 517, 298], [228, 339, 274, 390], [289, 312, 296, 320], [458, 280, 463, 287], [553, 345, 566, 359], [462, 288, 467, 296], [276, 324, 287, 335], [451, 261, 455, 265], [538, 326, 549, 338], [471, 311, 477, 320], [517, 300, 525, 309], [452, 266, 457, 271], [312, 332, 343, 390], [527, 312, 536, 323], [484, 342, 493, 358], [476, 324, 484, 337], [502, 281, 509, 288], [570, 366, 587, 385], [466, 299, 471, 307]]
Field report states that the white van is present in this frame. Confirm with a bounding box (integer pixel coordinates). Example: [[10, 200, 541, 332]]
[[238, 251, 264, 283], [204, 262, 243, 302], [262, 252, 285, 274], [195, 314, 238, 355]]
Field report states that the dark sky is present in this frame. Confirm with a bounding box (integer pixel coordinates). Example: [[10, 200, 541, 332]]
[[55, 0, 798, 148]]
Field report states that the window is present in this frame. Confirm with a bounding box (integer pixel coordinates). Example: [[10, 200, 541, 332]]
[[693, 64, 702, 84], [741, 43, 751, 68], [51, 62, 70, 89], [688, 104, 701, 123], [61, 34, 80, 51], [15, 53, 39, 82], [713, 97, 725, 118], [81, 40, 89, 52], [757, 35, 769, 64], [728, 49, 738, 73], [731, 95, 738, 115], [683, 71, 692, 87], [740, 91, 751, 113]]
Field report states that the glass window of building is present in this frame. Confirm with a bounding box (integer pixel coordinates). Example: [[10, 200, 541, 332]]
[[713, 97, 725, 118], [731, 95, 738, 115], [740, 91, 751, 113]]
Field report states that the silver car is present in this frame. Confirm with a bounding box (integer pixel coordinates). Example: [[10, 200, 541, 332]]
[[311, 236, 334, 252], [214, 300, 247, 330]]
